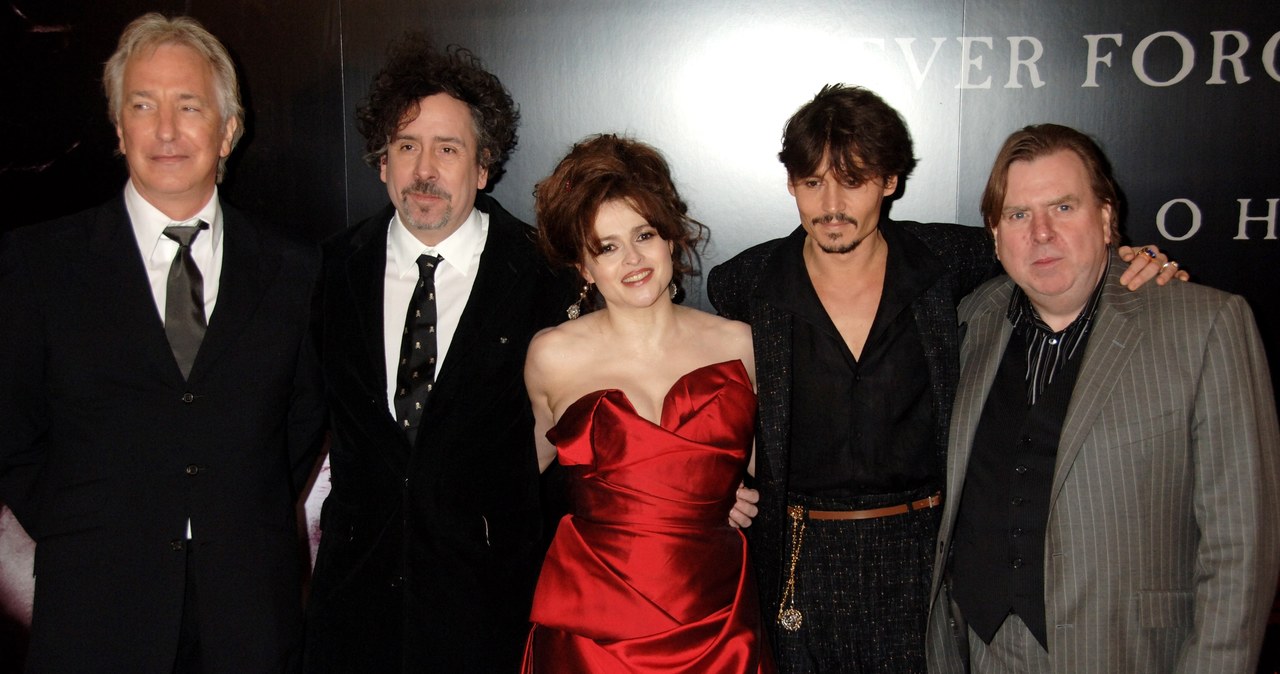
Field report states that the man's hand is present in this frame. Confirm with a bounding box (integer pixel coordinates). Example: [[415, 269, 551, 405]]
[[1117, 245, 1190, 289], [728, 484, 760, 528]]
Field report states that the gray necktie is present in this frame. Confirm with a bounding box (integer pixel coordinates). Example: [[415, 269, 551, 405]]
[[163, 222, 208, 379]]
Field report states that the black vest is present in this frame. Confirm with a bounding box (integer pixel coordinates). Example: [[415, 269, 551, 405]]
[[949, 327, 1084, 648]]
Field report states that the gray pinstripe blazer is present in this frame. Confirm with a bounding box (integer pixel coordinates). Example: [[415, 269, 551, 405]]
[[926, 252, 1280, 673]]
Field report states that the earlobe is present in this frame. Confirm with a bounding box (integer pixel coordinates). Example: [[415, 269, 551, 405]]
[[477, 149, 491, 190], [882, 175, 898, 195], [220, 118, 239, 157]]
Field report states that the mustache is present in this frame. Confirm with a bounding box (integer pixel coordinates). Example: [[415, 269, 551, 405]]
[[810, 213, 858, 226], [402, 180, 451, 201]]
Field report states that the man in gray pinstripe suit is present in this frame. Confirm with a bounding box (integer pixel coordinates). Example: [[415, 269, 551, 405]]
[[926, 123, 1280, 673]]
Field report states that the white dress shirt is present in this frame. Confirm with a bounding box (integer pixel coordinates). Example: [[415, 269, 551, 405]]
[[124, 180, 224, 326], [382, 207, 488, 419]]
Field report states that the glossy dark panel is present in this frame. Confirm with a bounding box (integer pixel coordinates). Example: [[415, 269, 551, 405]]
[[338, 0, 969, 303], [0, 0, 346, 242]]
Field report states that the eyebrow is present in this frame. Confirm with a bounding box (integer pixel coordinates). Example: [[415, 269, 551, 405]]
[[392, 132, 469, 147], [126, 90, 207, 103], [1002, 193, 1079, 215]]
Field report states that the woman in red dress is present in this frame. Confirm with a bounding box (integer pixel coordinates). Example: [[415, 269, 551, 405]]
[[522, 135, 773, 673]]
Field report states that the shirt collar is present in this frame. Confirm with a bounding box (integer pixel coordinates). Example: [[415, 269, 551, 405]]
[[123, 180, 222, 258], [387, 206, 486, 279]]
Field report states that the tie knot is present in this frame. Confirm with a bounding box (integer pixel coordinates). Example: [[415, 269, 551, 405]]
[[164, 220, 209, 247], [416, 253, 442, 276]]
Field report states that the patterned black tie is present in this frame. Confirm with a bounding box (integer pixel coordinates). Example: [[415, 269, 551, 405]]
[[394, 254, 442, 446], [163, 221, 209, 379]]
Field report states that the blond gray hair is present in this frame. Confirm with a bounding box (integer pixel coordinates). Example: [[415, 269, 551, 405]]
[[104, 13, 244, 182]]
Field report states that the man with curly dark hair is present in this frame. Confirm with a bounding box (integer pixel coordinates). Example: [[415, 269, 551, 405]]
[[304, 34, 576, 672]]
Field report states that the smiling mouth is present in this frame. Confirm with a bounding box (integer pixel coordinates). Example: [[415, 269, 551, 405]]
[[622, 269, 652, 284]]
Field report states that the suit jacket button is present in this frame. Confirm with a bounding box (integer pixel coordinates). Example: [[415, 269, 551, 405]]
[[170, 539, 185, 552], [181, 392, 195, 403], [185, 464, 201, 476]]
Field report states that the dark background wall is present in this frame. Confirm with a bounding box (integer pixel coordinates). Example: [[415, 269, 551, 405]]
[[1, 0, 1277, 670], [1, 1, 347, 241]]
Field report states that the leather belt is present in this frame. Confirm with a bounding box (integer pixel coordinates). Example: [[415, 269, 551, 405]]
[[802, 492, 942, 521]]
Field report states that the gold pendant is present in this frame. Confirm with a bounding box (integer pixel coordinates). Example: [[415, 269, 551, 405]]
[[779, 607, 803, 632]]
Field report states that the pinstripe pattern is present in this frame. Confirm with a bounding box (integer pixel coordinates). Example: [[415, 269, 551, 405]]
[[969, 613, 1053, 674], [926, 252, 1280, 673]]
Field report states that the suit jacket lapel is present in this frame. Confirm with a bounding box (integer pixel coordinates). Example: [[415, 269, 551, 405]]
[[189, 203, 277, 380], [1049, 257, 1143, 511], [343, 210, 393, 402], [947, 285, 1012, 523], [78, 197, 183, 384], [751, 239, 798, 486], [435, 204, 527, 393]]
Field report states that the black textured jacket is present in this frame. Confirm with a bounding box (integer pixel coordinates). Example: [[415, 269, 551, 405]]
[[706, 220, 994, 633]]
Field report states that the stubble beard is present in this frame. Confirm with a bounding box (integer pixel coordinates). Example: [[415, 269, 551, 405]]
[[810, 213, 863, 255], [400, 180, 453, 232]]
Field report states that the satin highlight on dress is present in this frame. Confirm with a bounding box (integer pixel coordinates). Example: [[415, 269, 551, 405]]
[[522, 360, 773, 673]]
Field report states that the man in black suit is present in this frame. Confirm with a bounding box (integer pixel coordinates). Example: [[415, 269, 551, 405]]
[[0, 13, 325, 673], [304, 35, 575, 672]]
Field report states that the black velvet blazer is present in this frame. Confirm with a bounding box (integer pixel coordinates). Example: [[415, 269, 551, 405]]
[[305, 193, 575, 673]]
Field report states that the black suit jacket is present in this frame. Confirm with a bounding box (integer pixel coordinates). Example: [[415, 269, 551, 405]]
[[305, 194, 574, 673], [0, 196, 326, 673], [706, 221, 993, 635]]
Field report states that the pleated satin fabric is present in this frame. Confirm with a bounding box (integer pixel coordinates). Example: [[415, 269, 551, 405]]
[[523, 360, 773, 673]]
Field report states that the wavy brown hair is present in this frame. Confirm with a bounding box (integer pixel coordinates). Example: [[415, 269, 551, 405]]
[[357, 33, 519, 183], [779, 84, 917, 189], [534, 135, 707, 308]]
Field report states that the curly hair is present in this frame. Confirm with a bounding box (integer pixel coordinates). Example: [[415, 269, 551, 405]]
[[980, 123, 1121, 245], [534, 134, 707, 309], [104, 13, 243, 182], [357, 33, 519, 183], [779, 84, 917, 188]]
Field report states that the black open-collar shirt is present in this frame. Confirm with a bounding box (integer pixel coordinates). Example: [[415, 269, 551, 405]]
[[1007, 255, 1110, 405], [759, 221, 944, 498]]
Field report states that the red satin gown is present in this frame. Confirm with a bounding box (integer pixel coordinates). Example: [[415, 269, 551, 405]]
[[522, 360, 773, 673]]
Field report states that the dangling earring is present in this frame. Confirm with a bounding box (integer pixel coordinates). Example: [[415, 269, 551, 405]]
[[567, 284, 590, 320], [668, 281, 678, 301]]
